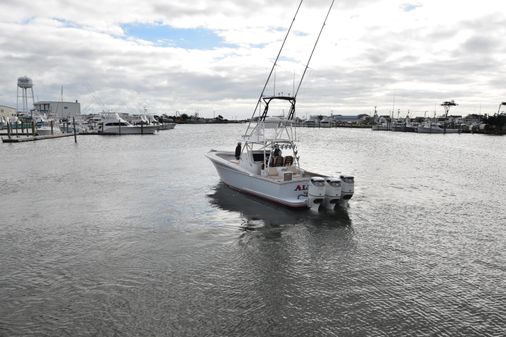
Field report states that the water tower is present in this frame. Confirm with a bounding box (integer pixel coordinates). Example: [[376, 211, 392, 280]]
[[17, 76, 35, 116]]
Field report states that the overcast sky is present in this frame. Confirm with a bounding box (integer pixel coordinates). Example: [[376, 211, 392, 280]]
[[1, 0, 505, 118]]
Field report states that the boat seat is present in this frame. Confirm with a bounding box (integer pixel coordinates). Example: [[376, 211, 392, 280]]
[[284, 156, 293, 166], [270, 156, 284, 167]]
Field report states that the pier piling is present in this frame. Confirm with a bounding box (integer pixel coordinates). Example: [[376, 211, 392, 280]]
[[73, 117, 77, 143]]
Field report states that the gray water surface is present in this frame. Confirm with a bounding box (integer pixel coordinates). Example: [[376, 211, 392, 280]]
[[1, 125, 505, 336]]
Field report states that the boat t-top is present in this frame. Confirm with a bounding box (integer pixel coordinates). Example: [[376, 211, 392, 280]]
[[206, 0, 354, 209]]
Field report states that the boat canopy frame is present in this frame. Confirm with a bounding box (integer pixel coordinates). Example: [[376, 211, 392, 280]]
[[259, 95, 296, 121], [241, 96, 300, 170], [242, 96, 298, 145]]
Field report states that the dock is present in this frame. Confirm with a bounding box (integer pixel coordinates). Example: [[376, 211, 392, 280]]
[[1, 134, 77, 143]]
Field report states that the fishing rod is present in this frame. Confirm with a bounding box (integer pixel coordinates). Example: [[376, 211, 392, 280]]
[[294, 0, 335, 100], [244, 0, 304, 135]]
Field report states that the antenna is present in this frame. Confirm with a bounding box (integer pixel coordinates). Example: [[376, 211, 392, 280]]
[[294, 0, 335, 98]]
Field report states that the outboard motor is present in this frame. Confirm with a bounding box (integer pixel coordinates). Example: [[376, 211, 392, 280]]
[[308, 177, 325, 209], [324, 177, 342, 209], [340, 175, 354, 200]]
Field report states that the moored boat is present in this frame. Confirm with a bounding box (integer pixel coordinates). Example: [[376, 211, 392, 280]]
[[98, 113, 158, 135], [159, 122, 176, 130], [417, 120, 460, 133], [33, 114, 61, 136], [418, 100, 461, 133], [372, 123, 391, 131]]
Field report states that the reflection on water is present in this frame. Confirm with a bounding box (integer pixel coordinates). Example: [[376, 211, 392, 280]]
[[207, 182, 352, 229]]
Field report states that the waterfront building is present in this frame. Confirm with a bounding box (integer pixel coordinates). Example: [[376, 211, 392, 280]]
[[0, 104, 16, 120], [34, 100, 81, 120]]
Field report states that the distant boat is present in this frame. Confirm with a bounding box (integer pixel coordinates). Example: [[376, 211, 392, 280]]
[[127, 113, 175, 131], [33, 114, 61, 136], [146, 115, 175, 130], [372, 123, 390, 131], [391, 117, 417, 132], [98, 113, 158, 135], [372, 115, 391, 131], [418, 100, 462, 133], [158, 122, 176, 130], [417, 120, 460, 134], [59, 117, 87, 134]]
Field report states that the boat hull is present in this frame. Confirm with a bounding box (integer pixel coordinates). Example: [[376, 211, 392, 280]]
[[36, 127, 61, 136], [101, 125, 158, 135], [372, 125, 390, 131], [206, 151, 310, 208], [392, 125, 417, 132], [159, 123, 176, 130], [417, 126, 460, 134]]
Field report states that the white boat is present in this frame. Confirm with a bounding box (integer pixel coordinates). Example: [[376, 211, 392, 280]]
[[128, 113, 176, 131], [418, 100, 462, 133], [59, 119, 87, 134], [206, 2, 354, 210], [372, 123, 391, 131], [206, 105, 354, 209], [157, 122, 176, 130], [417, 120, 460, 133], [34, 114, 61, 136], [0, 116, 7, 129], [98, 113, 158, 135], [146, 115, 176, 130], [128, 114, 150, 126]]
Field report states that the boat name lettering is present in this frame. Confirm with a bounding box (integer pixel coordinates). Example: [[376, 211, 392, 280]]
[[294, 184, 308, 191]]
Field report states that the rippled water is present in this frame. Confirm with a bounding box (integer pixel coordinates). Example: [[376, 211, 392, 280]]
[[1, 125, 505, 336]]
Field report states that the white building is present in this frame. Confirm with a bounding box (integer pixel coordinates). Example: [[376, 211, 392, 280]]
[[34, 100, 81, 119], [0, 104, 16, 120]]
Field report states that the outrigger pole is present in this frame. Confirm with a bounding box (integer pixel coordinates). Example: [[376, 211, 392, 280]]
[[294, 0, 335, 100], [244, 0, 304, 135], [284, 0, 335, 121]]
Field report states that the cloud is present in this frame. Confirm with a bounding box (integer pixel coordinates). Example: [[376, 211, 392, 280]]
[[0, 0, 505, 118]]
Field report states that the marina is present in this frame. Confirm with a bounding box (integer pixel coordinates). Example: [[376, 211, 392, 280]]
[[1, 110, 177, 143]]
